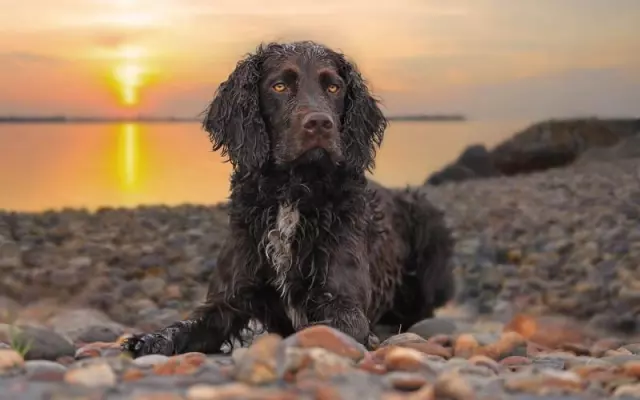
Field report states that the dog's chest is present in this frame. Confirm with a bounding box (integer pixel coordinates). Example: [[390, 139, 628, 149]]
[[264, 203, 300, 290], [263, 203, 308, 327]]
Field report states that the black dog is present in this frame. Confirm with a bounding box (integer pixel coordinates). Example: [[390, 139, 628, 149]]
[[123, 41, 454, 357]]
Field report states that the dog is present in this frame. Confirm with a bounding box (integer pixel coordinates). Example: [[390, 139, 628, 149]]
[[122, 41, 455, 357]]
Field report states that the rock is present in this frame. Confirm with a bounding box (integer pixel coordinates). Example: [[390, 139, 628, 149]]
[[186, 383, 254, 400], [24, 360, 67, 380], [491, 118, 626, 175], [285, 347, 354, 380], [0, 241, 21, 269], [453, 334, 479, 358], [382, 346, 433, 372], [133, 354, 171, 367], [283, 325, 367, 362], [613, 383, 640, 398], [426, 144, 500, 186], [433, 369, 475, 400], [504, 314, 587, 349], [0, 324, 75, 361], [75, 341, 122, 359], [64, 361, 117, 387], [233, 334, 283, 384], [0, 296, 20, 323], [0, 349, 24, 373], [153, 352, 207, 376], [408, 318, 459, 339], [47, 308, 126, 343], [381, 332, 426, 347]]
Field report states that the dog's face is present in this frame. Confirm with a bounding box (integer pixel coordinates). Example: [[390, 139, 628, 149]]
[[259, 52, 345, 166], [203, 41, 387, 174]]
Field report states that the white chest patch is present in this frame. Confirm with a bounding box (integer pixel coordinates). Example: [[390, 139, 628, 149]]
[[264, 203, 300, 294], [264, 203, 307, 328]]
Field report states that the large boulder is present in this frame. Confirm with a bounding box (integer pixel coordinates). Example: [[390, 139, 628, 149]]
[[426, 144, 500, 185], [490, 118, 628, 176]]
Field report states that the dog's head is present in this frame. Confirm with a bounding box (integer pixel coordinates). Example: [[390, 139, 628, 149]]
[[203, 41, 387, 173]]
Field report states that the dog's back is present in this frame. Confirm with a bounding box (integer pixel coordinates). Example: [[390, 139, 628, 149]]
[[366, 180, 455, 330]]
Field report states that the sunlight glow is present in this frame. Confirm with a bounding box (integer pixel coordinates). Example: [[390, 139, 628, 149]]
[[118, 123, 139, 188], [114, 63, 144, 105], [112, 45, 147, 106]]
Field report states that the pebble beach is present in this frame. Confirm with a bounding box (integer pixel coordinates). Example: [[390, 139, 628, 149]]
[[1, 154, 639, 399]]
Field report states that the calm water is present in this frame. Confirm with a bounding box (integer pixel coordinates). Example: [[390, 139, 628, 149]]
[[0, 120, 530, 212]]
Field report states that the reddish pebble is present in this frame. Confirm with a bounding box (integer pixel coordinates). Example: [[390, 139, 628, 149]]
[[622, 361, 640, 378], [504, 314, 586, 350], [427, 334, 451, 347], [453, 334, 479, 359], [388, 374, 428, 391], [399, 342, 452, 359], [287, 325, 367, 361], [468, 355, 500, 374], [500, 356, 532, 366], [233, 334, 282, 385], [383, 346, 431, 372], [122, 369, 146, 382]]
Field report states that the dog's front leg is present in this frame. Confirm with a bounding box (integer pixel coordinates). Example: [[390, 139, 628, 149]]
[[121, 292, 254, 357], [122, 240, 259, 358], [306, 265, 378, 349]]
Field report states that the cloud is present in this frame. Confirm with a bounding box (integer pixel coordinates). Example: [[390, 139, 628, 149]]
[[0, 52, 65, 65]]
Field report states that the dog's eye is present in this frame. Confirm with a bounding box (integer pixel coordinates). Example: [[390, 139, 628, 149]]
[[272, 83, 287, 92], [327, 84, 340, 94]]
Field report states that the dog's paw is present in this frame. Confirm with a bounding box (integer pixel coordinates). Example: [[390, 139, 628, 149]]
[[121, 333, 174, 358], [365, 332, 380, 351]]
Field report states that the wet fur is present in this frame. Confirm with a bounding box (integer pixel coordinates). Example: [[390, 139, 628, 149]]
[[122, 41, 455, 357]]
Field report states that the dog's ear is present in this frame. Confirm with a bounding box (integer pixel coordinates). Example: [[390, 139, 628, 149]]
[[202, 53, 269, 171], [337, 56, 388, 172]]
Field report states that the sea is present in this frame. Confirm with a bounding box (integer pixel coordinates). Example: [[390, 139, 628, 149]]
[[0, 119, 531, 212]]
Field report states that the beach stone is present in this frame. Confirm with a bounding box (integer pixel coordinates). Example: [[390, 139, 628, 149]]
[[381, 332, 427, 347], [48, 308, 126, 343], [384, 371, 429, 391], [453, 334, 479, 358], [382, 346, 433, 373], [74, 341, 121, 359], [613, 383, 640, 398], [153, 352, 207, 376], [0, 324, 75, 361], [0, 241, 21, 269], [285, 347, 354, 380], [233, 333, 282, 384], [24, 360, 67, 381], [133, 354, 171, 368], [283, 325, 367, 361], [433, 369, 475, 400], [504, 314, 587, 349], [408, 318, 458, 339], [0, 349, 24, 373], [64, 361, 116, 387], [0, 296, 20, 323]]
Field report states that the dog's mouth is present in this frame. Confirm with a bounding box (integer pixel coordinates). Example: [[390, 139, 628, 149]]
[[291, 147, 342, 169]]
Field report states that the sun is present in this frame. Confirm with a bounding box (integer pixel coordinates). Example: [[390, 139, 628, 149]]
[[114, 63, 144, 105], [112, 45, 147, 106]]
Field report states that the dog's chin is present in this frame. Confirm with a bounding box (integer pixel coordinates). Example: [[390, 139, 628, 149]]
[[292, 147, 340, 170]]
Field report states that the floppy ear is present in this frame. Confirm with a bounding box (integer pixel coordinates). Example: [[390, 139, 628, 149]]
[[338, 57, 388, 172], [202, 53, 269, 171]]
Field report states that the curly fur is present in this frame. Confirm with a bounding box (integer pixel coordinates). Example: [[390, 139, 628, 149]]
[[122, 41, 455, 357]]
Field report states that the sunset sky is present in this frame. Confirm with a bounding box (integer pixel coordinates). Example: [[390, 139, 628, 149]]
[[1, 0, 639, 119]]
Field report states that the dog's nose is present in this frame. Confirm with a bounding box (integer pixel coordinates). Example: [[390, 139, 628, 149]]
[[302, 112, 334, 136]]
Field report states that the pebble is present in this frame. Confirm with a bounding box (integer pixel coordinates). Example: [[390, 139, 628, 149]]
[[0, 349, 24, 373], [408, 318, 459, 339], [64, 361, 117, 387]]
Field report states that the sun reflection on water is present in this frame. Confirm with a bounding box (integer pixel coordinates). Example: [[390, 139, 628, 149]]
[[118, 123, 139, 189]]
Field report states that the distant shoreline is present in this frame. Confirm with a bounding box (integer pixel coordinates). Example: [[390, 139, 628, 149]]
[[0, 114, 467, 124]]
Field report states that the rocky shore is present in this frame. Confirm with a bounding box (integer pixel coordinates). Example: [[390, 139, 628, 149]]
[[1, 121, 640, 398]]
